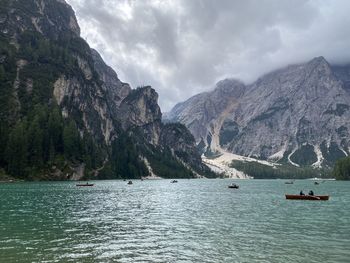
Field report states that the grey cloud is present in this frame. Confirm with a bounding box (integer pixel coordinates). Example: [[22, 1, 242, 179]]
[[66, 0, 350, 111]]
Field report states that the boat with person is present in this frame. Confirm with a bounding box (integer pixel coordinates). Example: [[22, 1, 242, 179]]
[[127, 181, 133, 185], [171, 180, 178, 183], [285, 194, 329, 201], [228, 183, 239, 189]]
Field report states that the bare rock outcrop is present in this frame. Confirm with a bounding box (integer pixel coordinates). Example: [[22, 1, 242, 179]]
[[166, 57, 350, 167]]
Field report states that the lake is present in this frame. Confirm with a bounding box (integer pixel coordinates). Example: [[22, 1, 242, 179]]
[[0, 179, 349, 263]]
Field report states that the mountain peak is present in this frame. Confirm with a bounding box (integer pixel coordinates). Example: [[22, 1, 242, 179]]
[[310, 56, 327, 62], [3, 0, 81, 39], [305, 56, 333, 78], [308, 56, 330, 68], [215, 78, 243, 88], [168, 56, 350, 169], [214, 78, 245, 97]]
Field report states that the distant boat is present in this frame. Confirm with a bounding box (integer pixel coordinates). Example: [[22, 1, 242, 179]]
[[285, 181, 294, 184], [171, 180, 178, 183], [127, 181, 133, 185], [285, 194, 329, 201], [76, 182, 94, 187], [228, 183, 239, 189], [314, 181, 320, 185]]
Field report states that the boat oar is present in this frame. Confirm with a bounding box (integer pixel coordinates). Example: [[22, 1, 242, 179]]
[[308, 195, 320, 200]]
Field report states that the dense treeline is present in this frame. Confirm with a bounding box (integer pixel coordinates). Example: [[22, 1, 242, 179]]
[[0, 103, 104, 179], [333, 157, 350, 180], [98, 133, 149, 180], [145, 147, 195, 178], [230, 161, 331, 179], [97, 133, 199, 179], [0, 29, 104, 179]]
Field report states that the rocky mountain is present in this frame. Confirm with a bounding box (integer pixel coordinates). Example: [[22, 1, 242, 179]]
[[166, 57, 350, 168], [0, 0, 214, 180]]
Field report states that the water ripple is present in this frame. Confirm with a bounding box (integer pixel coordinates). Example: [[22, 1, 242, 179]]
[[0, 180, 349, 262]]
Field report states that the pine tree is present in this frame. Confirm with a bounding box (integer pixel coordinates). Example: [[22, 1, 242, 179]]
[[333, 157, 350, 180], [0, 65, 5, 81], [83, 134, 97, 169], [63, 120, 81, 160], [6, 121, 28, 177], [110, 133, 148, 179], [48, 105, 63, 152], [27, 117, 44, 167], [48, 138, 55, 163], [0, 122, 8, 166]]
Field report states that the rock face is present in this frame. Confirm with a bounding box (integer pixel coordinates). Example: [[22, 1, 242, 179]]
[[166, 79, 245, 147], [166, 57, 350, 167], [119, 86, 162, 145], [1, 0, 80, 38], [91, 49, 131, 107], [0, 0, 212, 179], [159, 123, 213, 176]]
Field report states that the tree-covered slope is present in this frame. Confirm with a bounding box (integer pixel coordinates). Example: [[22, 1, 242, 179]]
[[333, 157, 350, 180]]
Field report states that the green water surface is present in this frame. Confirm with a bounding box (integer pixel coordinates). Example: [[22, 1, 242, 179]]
[[0, 179, 349, 263]]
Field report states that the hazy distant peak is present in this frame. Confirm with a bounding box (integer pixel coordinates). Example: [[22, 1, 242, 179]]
[[309, 56, 327, 64]]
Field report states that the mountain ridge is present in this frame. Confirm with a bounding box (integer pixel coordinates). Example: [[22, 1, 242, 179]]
[[165, 56, 350, 169]]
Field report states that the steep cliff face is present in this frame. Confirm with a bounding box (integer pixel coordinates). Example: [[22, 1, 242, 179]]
[[91, 49, 131, 105], [165, 79, 245, 154], [2, 0, 117, 145], [119, 86, 162, 145], [166, 57, 350, 168], [1, 0, 80, 39], [0, 0, 212, 179], [332, 64, 350, 91]]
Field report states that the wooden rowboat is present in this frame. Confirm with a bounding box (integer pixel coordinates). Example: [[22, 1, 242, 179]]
[[285, 194, 329, 201], [76, 183, 94, 187]]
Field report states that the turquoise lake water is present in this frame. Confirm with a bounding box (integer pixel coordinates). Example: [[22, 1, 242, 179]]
[[0, 179, 349, 263]]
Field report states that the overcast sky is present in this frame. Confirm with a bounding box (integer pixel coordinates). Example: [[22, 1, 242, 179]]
[[66, 0, 350, 111]]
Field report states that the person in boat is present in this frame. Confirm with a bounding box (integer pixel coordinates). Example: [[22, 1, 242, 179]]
[[300, 190, 305, 196], [308, 190, 314, 196]]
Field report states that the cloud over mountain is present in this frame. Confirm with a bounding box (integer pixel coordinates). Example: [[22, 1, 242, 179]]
[[67, 0, 350, 111]]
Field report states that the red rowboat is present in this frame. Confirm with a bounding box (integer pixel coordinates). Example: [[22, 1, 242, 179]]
[[285, 194, 329, 201]]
